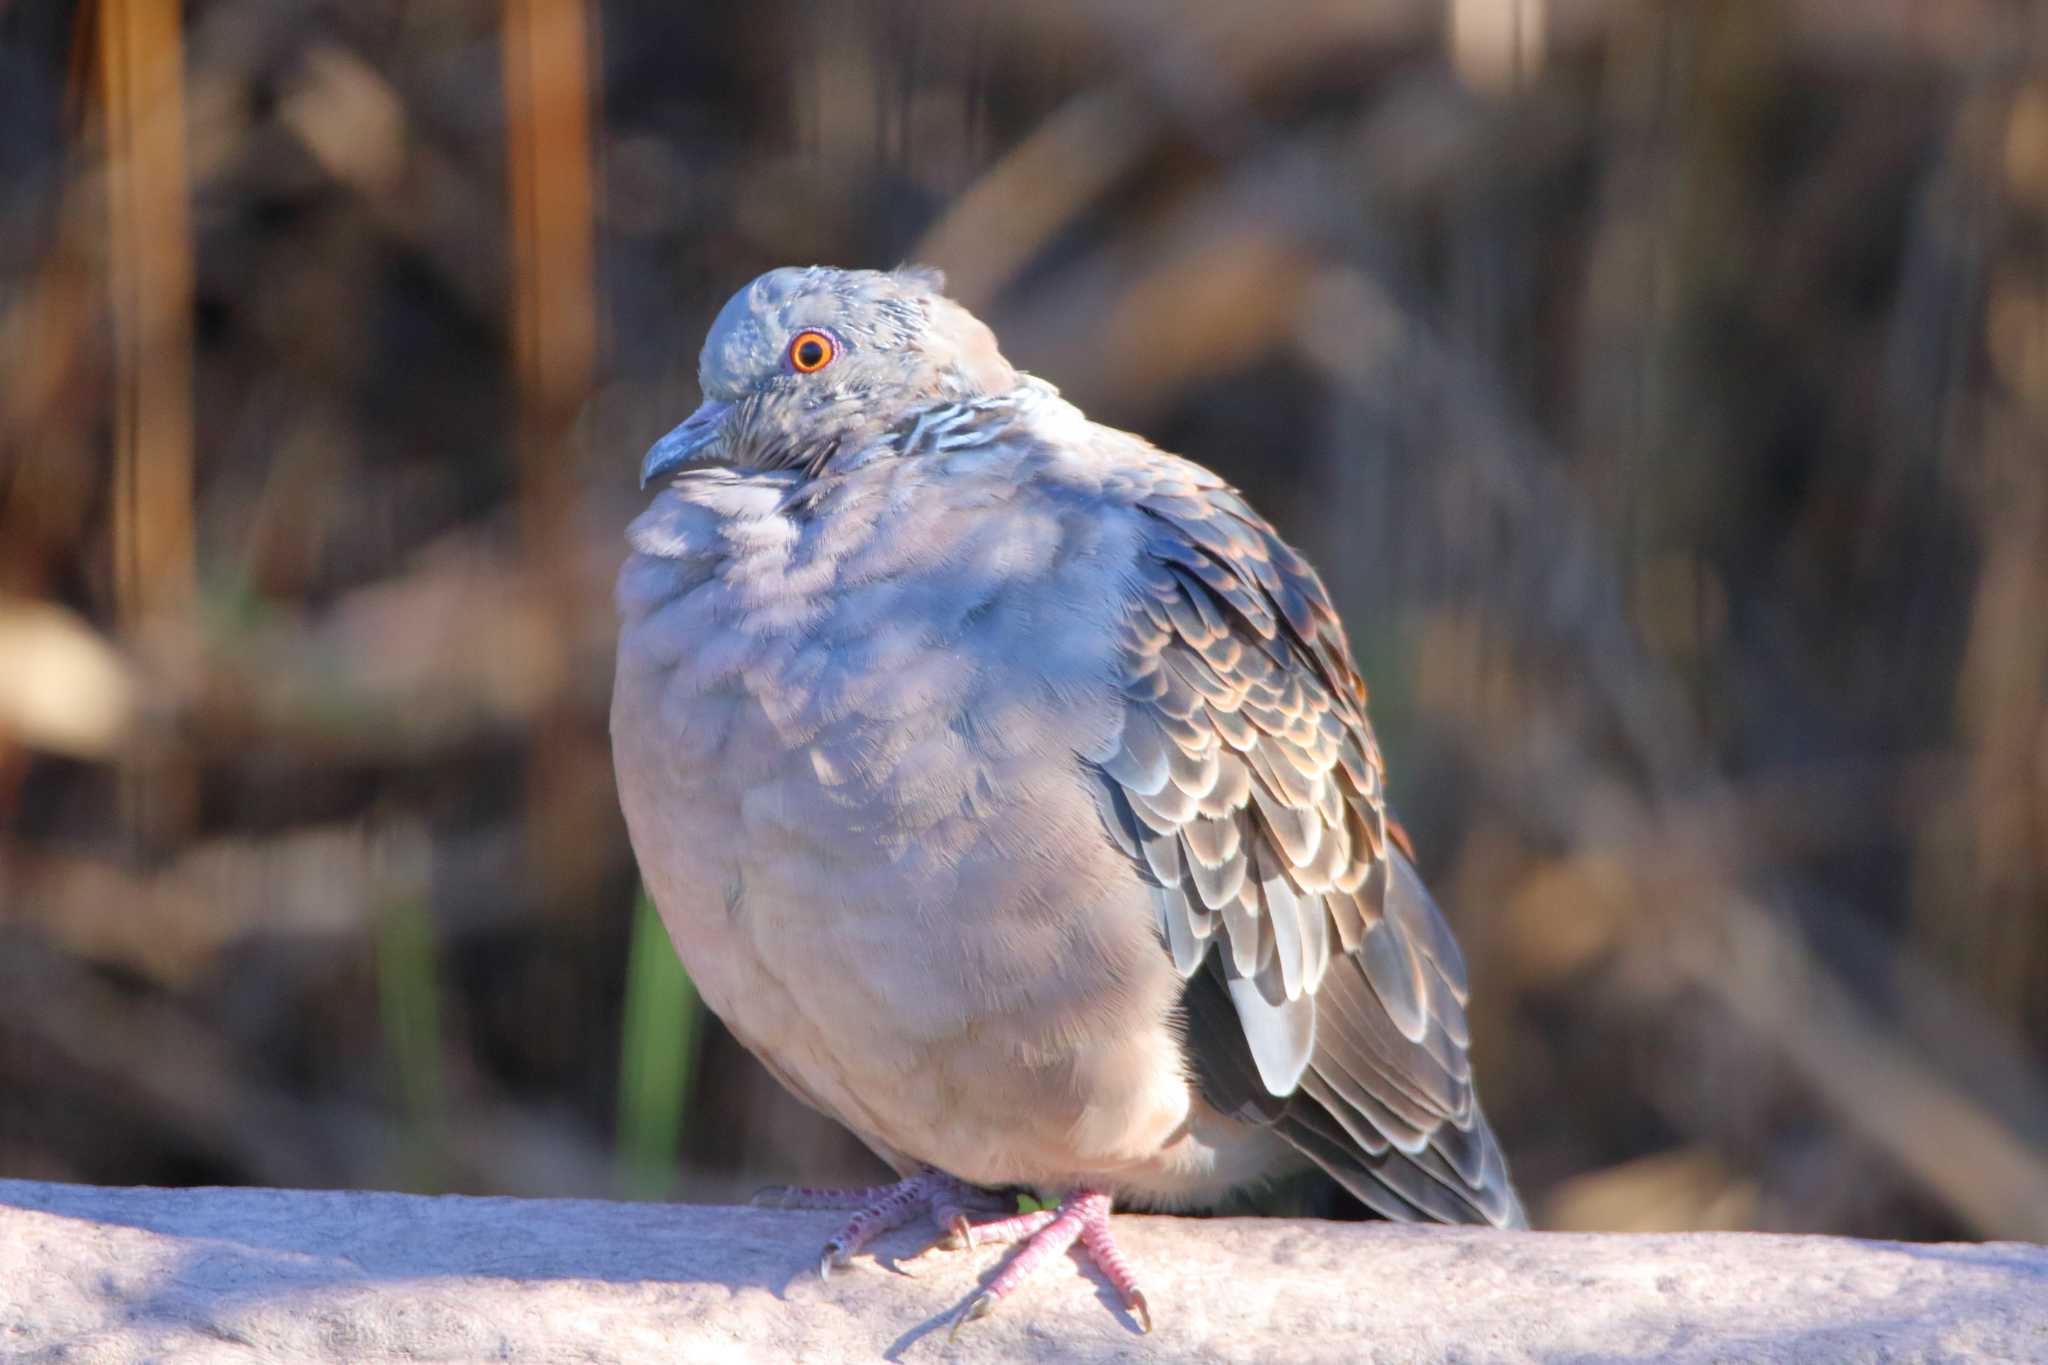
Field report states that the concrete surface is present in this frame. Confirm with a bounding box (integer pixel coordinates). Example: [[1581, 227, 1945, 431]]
[[1, 1179, 2042, 1362]]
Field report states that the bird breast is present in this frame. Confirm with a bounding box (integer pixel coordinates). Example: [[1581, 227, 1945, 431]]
[[610, 453, 1210, 1187]]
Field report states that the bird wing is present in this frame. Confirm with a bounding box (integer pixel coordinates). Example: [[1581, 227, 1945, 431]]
[[1088, 456, 1525, 1228]]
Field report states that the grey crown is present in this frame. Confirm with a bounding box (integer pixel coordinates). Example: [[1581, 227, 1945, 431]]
[[612, 265, 1525, 1229]]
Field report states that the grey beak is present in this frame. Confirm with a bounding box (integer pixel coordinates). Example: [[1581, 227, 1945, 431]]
[[640, 399, 733, 487]]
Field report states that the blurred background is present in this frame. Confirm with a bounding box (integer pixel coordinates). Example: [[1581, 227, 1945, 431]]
[[2, 0, 2045, 1243]]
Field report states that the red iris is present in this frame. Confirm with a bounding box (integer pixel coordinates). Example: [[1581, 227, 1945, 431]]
[[788, 330, 835, 373]]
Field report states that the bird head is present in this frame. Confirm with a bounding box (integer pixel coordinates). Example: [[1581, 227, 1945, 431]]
[[640, 265, 1018, 485]]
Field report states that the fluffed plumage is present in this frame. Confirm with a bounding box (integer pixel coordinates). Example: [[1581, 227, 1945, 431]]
[[611, 265, 1523, 1332]]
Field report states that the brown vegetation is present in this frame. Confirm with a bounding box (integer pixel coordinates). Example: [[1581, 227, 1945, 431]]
[[1, 0, 2043, 1241]]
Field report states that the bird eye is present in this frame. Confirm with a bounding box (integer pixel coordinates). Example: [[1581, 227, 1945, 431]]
[[787, 330, 835, 374]]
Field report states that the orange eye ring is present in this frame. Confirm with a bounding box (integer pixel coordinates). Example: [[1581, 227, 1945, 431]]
[[787, 329, 836, 374]]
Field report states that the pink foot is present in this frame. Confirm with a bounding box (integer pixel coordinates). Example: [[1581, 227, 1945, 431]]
[[752, 1170, 1006, 1278], [947, 1190, 1151, 1339]]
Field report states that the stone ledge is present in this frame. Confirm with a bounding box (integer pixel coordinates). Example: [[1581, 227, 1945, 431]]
[[1, 1179, 2042, 1363]]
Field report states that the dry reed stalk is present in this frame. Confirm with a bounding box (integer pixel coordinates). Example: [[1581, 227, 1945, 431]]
[[502, 0, 598, 447], [96, 0, 196, 846], [97, 0, 194, 629], [500, 0, 605, 911]]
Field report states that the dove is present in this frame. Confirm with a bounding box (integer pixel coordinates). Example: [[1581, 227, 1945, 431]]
[[610, 265, 1524, 1337]]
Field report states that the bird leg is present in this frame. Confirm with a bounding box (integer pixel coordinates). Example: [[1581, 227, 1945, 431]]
[[753, 1169, 1005, 1278], [759, 1175, 1150, 1335], [947, 1190, 1151, 1339]]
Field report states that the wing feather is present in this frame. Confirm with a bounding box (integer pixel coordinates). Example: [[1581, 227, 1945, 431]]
[[1092, 457, 1526, 1228]]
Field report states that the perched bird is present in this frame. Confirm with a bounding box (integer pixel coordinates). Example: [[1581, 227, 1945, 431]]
[[611, 265, 1524, 1336]]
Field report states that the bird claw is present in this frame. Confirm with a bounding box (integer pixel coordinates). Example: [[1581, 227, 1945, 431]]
[[799, 1178, 1150, 1339], [932, 1190, 1150, 1338], [946, 1292, 996, 1343]]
